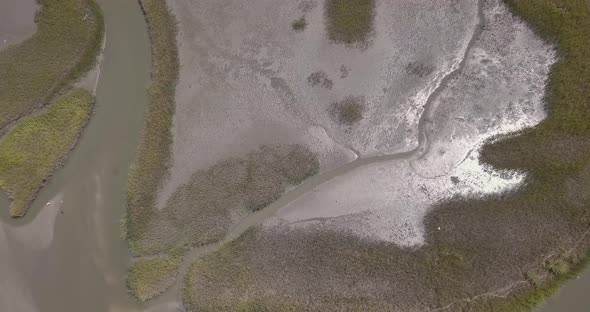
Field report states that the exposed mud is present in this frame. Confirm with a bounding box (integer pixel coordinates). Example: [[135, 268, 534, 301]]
[[159, 0, 480, 208], [147, 0, 557, 308], [274, 0, 554, 246]]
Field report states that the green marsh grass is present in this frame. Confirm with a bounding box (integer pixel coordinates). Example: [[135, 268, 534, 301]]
[[124, 0, 180, 299], [127, 255, 180, 302], [0, 89, 94, 216], [127, 0, 179, 241], [0, 0, 103, 130], [325, 0, 375, 45]]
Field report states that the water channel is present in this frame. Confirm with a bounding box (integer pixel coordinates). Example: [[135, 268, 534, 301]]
[[0, 0, 149, 310], [538, 269, 590, 312]]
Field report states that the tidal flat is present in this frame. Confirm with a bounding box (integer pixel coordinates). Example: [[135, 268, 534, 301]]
[[128, 0, 590, 310]]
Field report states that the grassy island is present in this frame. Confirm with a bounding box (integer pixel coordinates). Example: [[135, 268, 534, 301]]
[[0, 89, 94, 216]]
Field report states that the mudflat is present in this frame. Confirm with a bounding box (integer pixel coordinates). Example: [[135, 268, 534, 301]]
[[127, 0, 590, 310], [159, 0, 481, 207]]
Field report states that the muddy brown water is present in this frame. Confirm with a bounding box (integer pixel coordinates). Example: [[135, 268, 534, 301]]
[[0, 0, 37, 48], [537, 268, 590, 312]]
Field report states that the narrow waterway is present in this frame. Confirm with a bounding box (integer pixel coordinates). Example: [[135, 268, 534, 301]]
[[0, 0, 37, 48], [537, 268, 590, 312], [0, 0, 150, 311]]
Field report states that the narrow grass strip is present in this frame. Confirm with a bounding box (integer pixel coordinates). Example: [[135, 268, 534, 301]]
[[127, 0, 178, 241], [0, 0, 104, 129], [0, 89, 94, 216]]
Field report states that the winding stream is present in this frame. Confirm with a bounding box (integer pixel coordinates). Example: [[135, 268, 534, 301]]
[[537, 269, 590, 312]]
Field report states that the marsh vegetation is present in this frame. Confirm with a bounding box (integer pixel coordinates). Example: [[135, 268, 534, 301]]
[[0, 0, 103, 130], [132, 144, 319, 256], [127, 255, 181, 302], [291, 17, 307, 32], [127, 0, 179, 241], [0, 0, 103, 216], [325, 0, 375, 45], [0, 89, 94, 216], [307, 70, 333, 89], [329, 96, 365, 126], [128, 143, 319, 301]]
